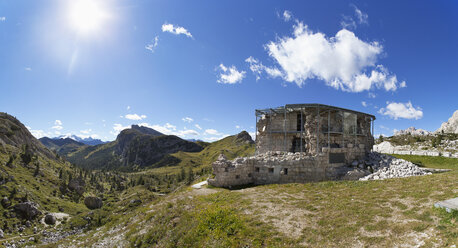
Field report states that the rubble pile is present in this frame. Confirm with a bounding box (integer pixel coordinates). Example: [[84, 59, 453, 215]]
[[360, 152, 431, 181]]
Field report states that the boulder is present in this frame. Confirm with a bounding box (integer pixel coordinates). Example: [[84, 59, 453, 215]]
[[0, 228, 3, 238], [68, 177, 86, 195], [14, 201, 41, 220], [1, 197, 11, 208], [44, 214, 56, 225], [84, 196, 103, 209]]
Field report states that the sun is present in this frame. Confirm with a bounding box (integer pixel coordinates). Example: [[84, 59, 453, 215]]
[[68, 0, 109, 35]]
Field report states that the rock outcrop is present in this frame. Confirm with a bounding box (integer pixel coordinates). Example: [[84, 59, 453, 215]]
[[436, 110, 458, 134], [14, 201, 42, 220], [394, 127, 431, 136], [235, 131, 255, 144], [84, 196, 103, 209]]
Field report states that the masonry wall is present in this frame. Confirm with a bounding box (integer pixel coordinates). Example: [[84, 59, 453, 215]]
[[209, 145, 368, 188]]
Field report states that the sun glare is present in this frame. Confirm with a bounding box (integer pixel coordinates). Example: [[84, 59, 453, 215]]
[[69, 0, 109, 35]]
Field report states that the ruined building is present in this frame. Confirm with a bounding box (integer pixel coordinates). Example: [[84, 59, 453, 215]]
[[209, 104, 376, 188]]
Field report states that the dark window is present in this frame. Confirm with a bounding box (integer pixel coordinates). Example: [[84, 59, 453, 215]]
[[297, 114, 303, 131], [329, 153, 345, 163], [235, 175, 240, 179], [268, 168, 274, 173], [248, 173, 252, 178], [224, 168, 228, 172], [283, 168, 288, 175], [255, 167, 260, 172]]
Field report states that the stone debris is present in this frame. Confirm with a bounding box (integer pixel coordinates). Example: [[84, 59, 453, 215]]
[[359, 152, 431, 181]]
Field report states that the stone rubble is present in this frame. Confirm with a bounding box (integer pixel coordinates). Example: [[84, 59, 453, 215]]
[[359, 152, 432, 181]]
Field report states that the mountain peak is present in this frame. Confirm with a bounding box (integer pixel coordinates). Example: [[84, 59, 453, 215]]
[[435, 110, 458, 134], [235, 131, 255, 144], [131, 124, 163, 136]]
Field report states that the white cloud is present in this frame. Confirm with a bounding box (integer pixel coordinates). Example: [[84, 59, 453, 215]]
[[80, 129, 92, 134], [161, 23, 192, 38], [26, 126, 49, 139], [25, 67, 32, 71], [127, 106, 130, 110], [52, 120, 63, 130], [341, 5, 368, 29], [245, 56, 282, 81], [235, 125, 241, 129], [194, 124, 202, 130], [139, 122, 199, 137], [182, 117, 193, 123], [250, 22, 404, 92], [340, 15, 356, 30], [204, 129, 223, 136], [379, 101, 423, 120], [203, 134, 230, 142], [0, 17, 5, 22], [368, 92, 376, 98], [282, 10, 292, 22], [217, 63, 246, 84], [361, 101, 367, 107], [145, 36, 159, 53], [400, 81, 407, 88], [124, 114, 147, 120], [111, 123, 130, 135], [352, 5, 368, 25]]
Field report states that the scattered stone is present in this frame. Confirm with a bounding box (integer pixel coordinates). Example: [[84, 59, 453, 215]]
[[129, 199, 142, 205], [25, 221, 31, 228], [0, 228, 3, 239], [84, 196, 102, 209], [45, 214, 56, 225], [14, 201, 41, 220], [68, 177, 86, 195], [359, 152, 431, 181]]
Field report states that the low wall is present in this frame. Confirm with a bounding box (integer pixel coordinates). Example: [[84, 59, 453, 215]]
[[209, 145, 368, 188]]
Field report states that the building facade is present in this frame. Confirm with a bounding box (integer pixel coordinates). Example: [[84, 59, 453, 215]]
[[209, 104, 376, 188]]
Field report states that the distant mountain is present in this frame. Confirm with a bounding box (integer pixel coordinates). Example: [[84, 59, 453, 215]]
[[394, 127, 431, 136], [55, 134, 107, 146], [66, 125, 202, 171], [435, 110, 458, 134], [39, 137, 86, 156]]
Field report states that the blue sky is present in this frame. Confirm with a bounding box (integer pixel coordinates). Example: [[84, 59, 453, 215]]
[[1, 0, 457, 141]]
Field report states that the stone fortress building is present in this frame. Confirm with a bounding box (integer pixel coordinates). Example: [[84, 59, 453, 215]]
[[209, 104, 376, 188]]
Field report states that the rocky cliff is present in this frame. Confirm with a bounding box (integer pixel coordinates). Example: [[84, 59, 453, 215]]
[[394, 127, 431, 136], [435, 110, 458, 134]]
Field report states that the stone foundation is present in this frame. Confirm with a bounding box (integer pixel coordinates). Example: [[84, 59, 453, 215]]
[[209, 144, 367, 188]]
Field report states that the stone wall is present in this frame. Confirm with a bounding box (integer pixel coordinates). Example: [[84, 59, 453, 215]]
[[209, 144, 368, 188]]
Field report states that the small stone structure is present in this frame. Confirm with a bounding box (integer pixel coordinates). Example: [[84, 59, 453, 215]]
[[209, 104, 376, 188]]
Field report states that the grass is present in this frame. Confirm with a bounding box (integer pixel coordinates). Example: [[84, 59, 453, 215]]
[[390, 154, 458, 170]]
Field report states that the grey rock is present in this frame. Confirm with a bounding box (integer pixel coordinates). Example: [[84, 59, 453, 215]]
[[1, 197, 11, 208], [0, 228, 3, 238], [84, 196, 102, 209], [44, 214, 56, 225], [14, 202, 41, 220]]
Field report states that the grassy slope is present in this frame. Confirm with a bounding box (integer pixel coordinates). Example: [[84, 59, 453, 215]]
[[0, 144, 88, 241], [136, 134, 255, 177], [52, 155, 457, 247]]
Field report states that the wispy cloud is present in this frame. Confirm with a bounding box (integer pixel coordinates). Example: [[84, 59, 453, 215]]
[[341, 4, 368, 29], [124, 114, 147, 120], [25, 67, 32, 71], [111, 123, 129, 135], [194, 124, 202, 130], [162, 23, 192, 38], [361, 101, 367, 107], [217, 63, 246, 84], [145, 36, 159, 53], [182, 117, 193, 123], [282, 10, 292, 22], [52, 120, 63, 130], [379, 101, 423, 120], [0, 17, 5, 22]]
